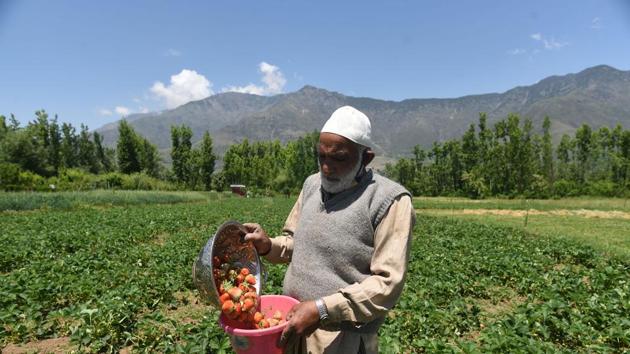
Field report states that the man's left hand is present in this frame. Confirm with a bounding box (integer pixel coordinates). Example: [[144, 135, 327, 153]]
[[278, 300, 320, 348]]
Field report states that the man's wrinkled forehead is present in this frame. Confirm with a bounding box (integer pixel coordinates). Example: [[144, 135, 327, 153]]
[[318, 132, 358, 153]]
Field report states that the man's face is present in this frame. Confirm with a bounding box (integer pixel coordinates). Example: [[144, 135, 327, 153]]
[[318, 132, 362, 193]]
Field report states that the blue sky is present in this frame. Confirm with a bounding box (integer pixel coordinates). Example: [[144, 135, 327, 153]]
[[1, 0, 629, 130]]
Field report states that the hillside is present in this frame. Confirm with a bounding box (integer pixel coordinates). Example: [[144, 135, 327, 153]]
[[97, 65, 630, 157]]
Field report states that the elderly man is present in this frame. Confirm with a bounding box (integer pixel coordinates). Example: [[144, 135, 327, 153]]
[[244, 106, 414, 354]]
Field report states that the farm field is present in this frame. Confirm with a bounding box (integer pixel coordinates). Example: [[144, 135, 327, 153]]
[[414, 197, 630, 259], [1, 193, 628, 353]]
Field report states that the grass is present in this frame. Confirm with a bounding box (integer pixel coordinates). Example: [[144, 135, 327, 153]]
[[418, 207, 630, 260], [414, 196, 630, 212], [0, 190, 233, 212]]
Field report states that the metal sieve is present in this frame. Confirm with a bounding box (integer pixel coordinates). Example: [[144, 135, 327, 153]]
[[192, 221, 265, 308]]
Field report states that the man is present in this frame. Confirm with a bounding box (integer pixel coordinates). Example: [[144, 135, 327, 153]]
[[244, 106, 415, 354]]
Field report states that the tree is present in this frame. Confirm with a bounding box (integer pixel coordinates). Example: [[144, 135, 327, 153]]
[[0, 115, 7, 140], [48, 115, 62, 174], [575, 124, 593, 183], [139, 137, 160, 177], [198, 131, 216, 190], [60, 122, 78, 169], [93, 131, 113, 172], [541, 116, 554, 185], [77, 124, 98, 173], [116, 120, 141, 174], [170, 125, 193, 184]]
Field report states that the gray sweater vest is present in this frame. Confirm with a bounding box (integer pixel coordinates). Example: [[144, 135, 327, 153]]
[[283, 169, 410, 333]]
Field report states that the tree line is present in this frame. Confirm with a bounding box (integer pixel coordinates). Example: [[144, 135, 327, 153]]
[[0, 111, 217, 191], [2, 110, 628, 198], [383, 113, 630, 198]]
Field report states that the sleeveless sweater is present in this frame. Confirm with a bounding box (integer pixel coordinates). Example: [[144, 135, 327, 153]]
[[283, 169, 410, 333]]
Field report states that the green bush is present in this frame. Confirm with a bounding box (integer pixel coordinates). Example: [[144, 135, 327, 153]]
[[96, 172, 125, 189], [0, 162, 21, 191], [18, 171, 48, 191], [56, 169, 96, 190], [552, 179, 579, 197], [586, 180, 618, 197], [120, 173, 178, 191]]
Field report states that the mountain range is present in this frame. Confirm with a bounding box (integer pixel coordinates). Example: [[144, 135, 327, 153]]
[[97, 65, 630, 158]]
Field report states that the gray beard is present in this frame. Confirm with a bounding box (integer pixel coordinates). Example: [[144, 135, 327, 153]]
[[319, 158, 363, 194]]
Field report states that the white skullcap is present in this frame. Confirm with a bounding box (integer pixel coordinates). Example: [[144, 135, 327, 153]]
[[321, 106, 372, 147]]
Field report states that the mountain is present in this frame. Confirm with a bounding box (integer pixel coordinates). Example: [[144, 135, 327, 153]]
[[97, 65, 630, 157]]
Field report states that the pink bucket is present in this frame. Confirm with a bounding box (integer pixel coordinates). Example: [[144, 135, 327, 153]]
[[219, 295, 299, 354]]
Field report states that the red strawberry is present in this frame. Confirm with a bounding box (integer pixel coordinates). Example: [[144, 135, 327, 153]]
[[239, 283, 250, 293], [228, 287, 243, 302], [242, 298, 255, 312], [221, 300, 236, 314], [243, 291, 257, 299], [240, 268, 250, 276], [258, 319, 270, 328], [245, 274, 256, 285], [253, 312, 264, 323]]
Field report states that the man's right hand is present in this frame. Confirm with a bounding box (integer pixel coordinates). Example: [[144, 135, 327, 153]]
[[242, 223, 272, 256]]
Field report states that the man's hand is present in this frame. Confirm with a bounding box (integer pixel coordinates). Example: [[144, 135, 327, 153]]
[[242, 223, 271, 255], [278, 301, 320, 349]]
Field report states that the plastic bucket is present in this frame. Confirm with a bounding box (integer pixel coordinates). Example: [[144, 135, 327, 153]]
[[219, 295, 299, 354]]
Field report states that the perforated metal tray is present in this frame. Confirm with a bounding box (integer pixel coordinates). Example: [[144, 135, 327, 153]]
[[192, 221, 264, 308]]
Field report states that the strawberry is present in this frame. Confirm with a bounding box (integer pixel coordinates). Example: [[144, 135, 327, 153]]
[[213, 256, 221, 268], [239, 283, 250, 293], [221, 300, 236, 314], [219, 280, 232, 295], [219, 292, 230, 304], [228, 287, 243, 302], [243, 291, 257, 299], [242, 298, 255, 312], [253, 312, 264, 323], [236, 274, 244, 285], [244, 274, 256, 285], [258, 319, 270, 328], [240, 268, 250, 276]]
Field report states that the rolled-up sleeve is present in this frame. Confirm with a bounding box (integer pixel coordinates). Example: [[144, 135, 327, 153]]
[[263, 190, 303, 264], [321, 194, 414, 325]]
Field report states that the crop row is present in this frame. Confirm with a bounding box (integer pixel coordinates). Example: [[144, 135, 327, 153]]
[[1, 197, 628, 353]]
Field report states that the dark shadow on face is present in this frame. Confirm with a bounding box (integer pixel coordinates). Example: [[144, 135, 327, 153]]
[[317, 132, 361, 180]]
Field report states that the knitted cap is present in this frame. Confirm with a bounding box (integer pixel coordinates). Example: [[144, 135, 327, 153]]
[[321, 106, 372, 147]]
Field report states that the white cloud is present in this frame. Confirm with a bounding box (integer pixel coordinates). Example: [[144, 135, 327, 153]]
[[222, 62, 287, 95], [165, 48, 182, 57], [151, 69, 213, 109], [591, 17, 602, 30], [507, 48, 526, 55], [139, 107, 150, 114], [115, 106, 131, 116], [530, 32, 568, 50], [99, 109, 113, 116]]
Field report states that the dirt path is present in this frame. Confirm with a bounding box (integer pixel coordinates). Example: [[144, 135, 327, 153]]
[[2, 337, 75, 354]]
